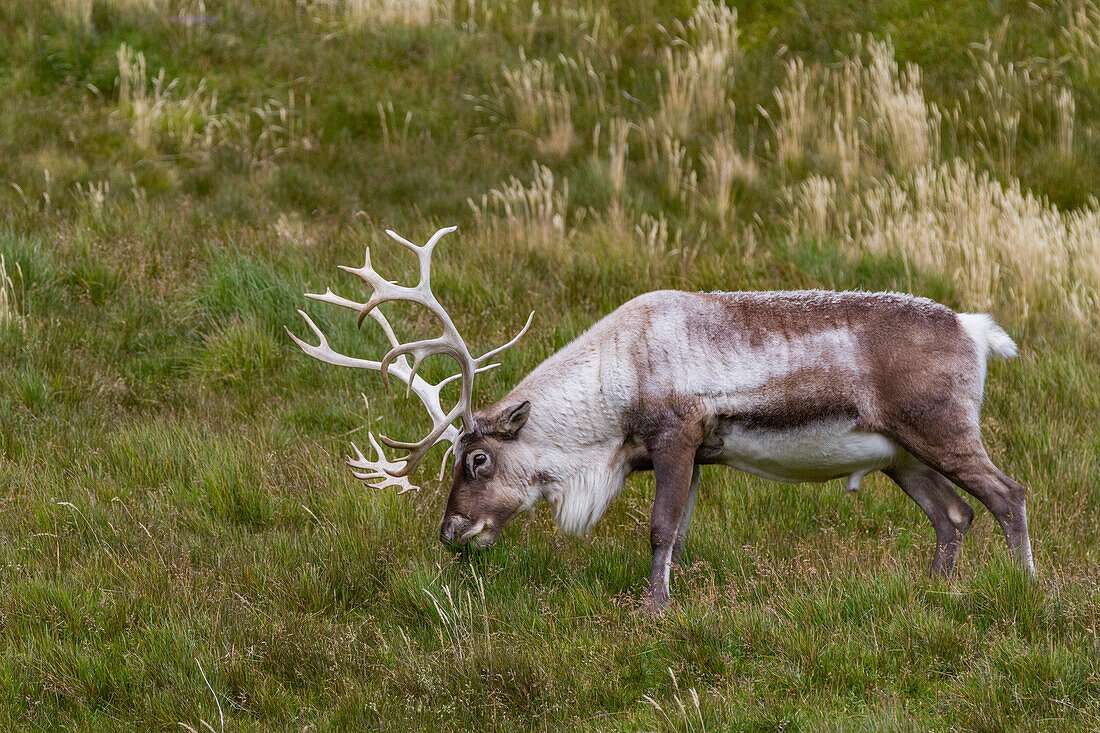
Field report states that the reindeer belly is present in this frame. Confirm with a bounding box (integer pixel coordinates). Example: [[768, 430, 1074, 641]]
[[702, 419, 899, 484]]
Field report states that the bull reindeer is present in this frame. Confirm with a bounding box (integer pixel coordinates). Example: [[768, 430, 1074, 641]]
[[288, 225, 1034, 610]]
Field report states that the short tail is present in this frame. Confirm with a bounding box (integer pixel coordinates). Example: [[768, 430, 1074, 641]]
[[958, 312, 1018, 360]]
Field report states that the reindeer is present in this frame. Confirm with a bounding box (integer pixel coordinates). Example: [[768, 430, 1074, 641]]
[[288, 226, 1034, 610]]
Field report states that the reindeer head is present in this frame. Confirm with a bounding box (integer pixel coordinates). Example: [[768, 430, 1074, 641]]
[[439, 400, 538, 548], [287, 225, 534, 549]]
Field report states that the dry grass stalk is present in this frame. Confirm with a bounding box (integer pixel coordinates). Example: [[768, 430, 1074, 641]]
[[607, 117, 630, 202], [227, 91, 314, 167], [652, 0, 741, 140], [772, 40, 937, 179], [683, 0, 740, 120], [560, 50, 616, 119], [75, 180, 111, 211], [0, 254, 23, 330], [422, 572, 490, 658], [551, 2, 622, 51], [377, 100, 413, 151], [273, 213, 312, 247], [1055, 87, 1076, 157], [655, 48, 698, 141], [116, 43, 222, 152], [456, 0, 495, 34], [864, 39, 936, 173], [701, 126, 757, 229], [968, 45, 1030, 172], [1062, 0, 1100, 81], [634, 211, 683, 255], [117, 43, 160, 149], [642, 667, 707, 733], [639, 122, 697, 208], [822, 56, 862, 184], [787, 174, 840, 241], [116, 43, 315, 168], [662, 135, 695, 203], [500, 51, 575, 157], [469, 162, 571, 248], [772, 57, 815, 168]]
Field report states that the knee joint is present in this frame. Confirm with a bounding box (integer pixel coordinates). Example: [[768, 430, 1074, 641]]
[[947, 501, 974, 532]]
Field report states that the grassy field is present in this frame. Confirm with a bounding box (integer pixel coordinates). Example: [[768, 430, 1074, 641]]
[[1, 0, 1099, 729]]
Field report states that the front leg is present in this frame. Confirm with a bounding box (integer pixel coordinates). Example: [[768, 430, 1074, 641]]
[[644, 433, 700, 612], [671, 465, 701, 565]]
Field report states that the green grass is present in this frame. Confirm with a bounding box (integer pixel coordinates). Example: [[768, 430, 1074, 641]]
[[1, 0, 1099, 730]]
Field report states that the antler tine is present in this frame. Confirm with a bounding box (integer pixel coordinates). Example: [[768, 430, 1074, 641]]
[[377, 396, 464, 450], [285, 310, 385, 372], [379, 336, 467, 395], [377, 414, 458, 477], [385, 224, 457, 259], [438, 361, 499, 389], [289, 224, 532, 492], [286, 310, 460, 445], [356, 226, 481, 428], [306, 288, 403, 351], [476, 310, 535, 365], [348, 435, 418, 493]]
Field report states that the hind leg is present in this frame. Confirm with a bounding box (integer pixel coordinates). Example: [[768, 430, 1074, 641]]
[[885, 463, 974, 578], [942, 456, 1034, 574], [890, 419, 1034, 575]]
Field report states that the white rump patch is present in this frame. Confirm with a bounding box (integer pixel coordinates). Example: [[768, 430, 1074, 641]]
[[958, 312, 1018, 360]]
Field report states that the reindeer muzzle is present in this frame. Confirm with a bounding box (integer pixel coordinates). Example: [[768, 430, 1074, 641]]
[[439, 515, 497, 550]]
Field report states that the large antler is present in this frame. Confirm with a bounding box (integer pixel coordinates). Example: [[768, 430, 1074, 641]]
[[286, 225, 533, 492]]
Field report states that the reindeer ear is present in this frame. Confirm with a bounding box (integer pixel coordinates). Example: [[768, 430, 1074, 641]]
[[493, 401, 530, 438]]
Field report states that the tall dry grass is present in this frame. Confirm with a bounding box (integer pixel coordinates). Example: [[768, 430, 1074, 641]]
[[465, 19, 1099, 323], [499, 51, 576, 158], [770, 39, 938, 180], [115, 43, 314, 166], [788, 160, 1100, 319], [0, 254, 22, 330], [774, 37, 1099, 320], [116, 43, 222, 151], [1062, 0, 1100, 82], [468, 162, 572, 249], [701, 126, 758, 230], [653, 0, 741, 140]]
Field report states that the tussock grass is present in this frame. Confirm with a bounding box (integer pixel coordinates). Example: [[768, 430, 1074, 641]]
[[1, 0, 1099, 729], [0, 254, 22, 330], [499, 51, 576, 158], [787, 158, 1100, 320], [468, 161, 573, 249], [652, 0, 741, 141], [115, 42, 222, 152]]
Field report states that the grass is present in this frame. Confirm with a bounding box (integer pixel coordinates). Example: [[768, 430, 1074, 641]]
[[0, 0, 1099, 729]]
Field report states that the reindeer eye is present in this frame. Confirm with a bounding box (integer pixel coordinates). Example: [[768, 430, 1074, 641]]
[[467, 451, 491, 478]]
